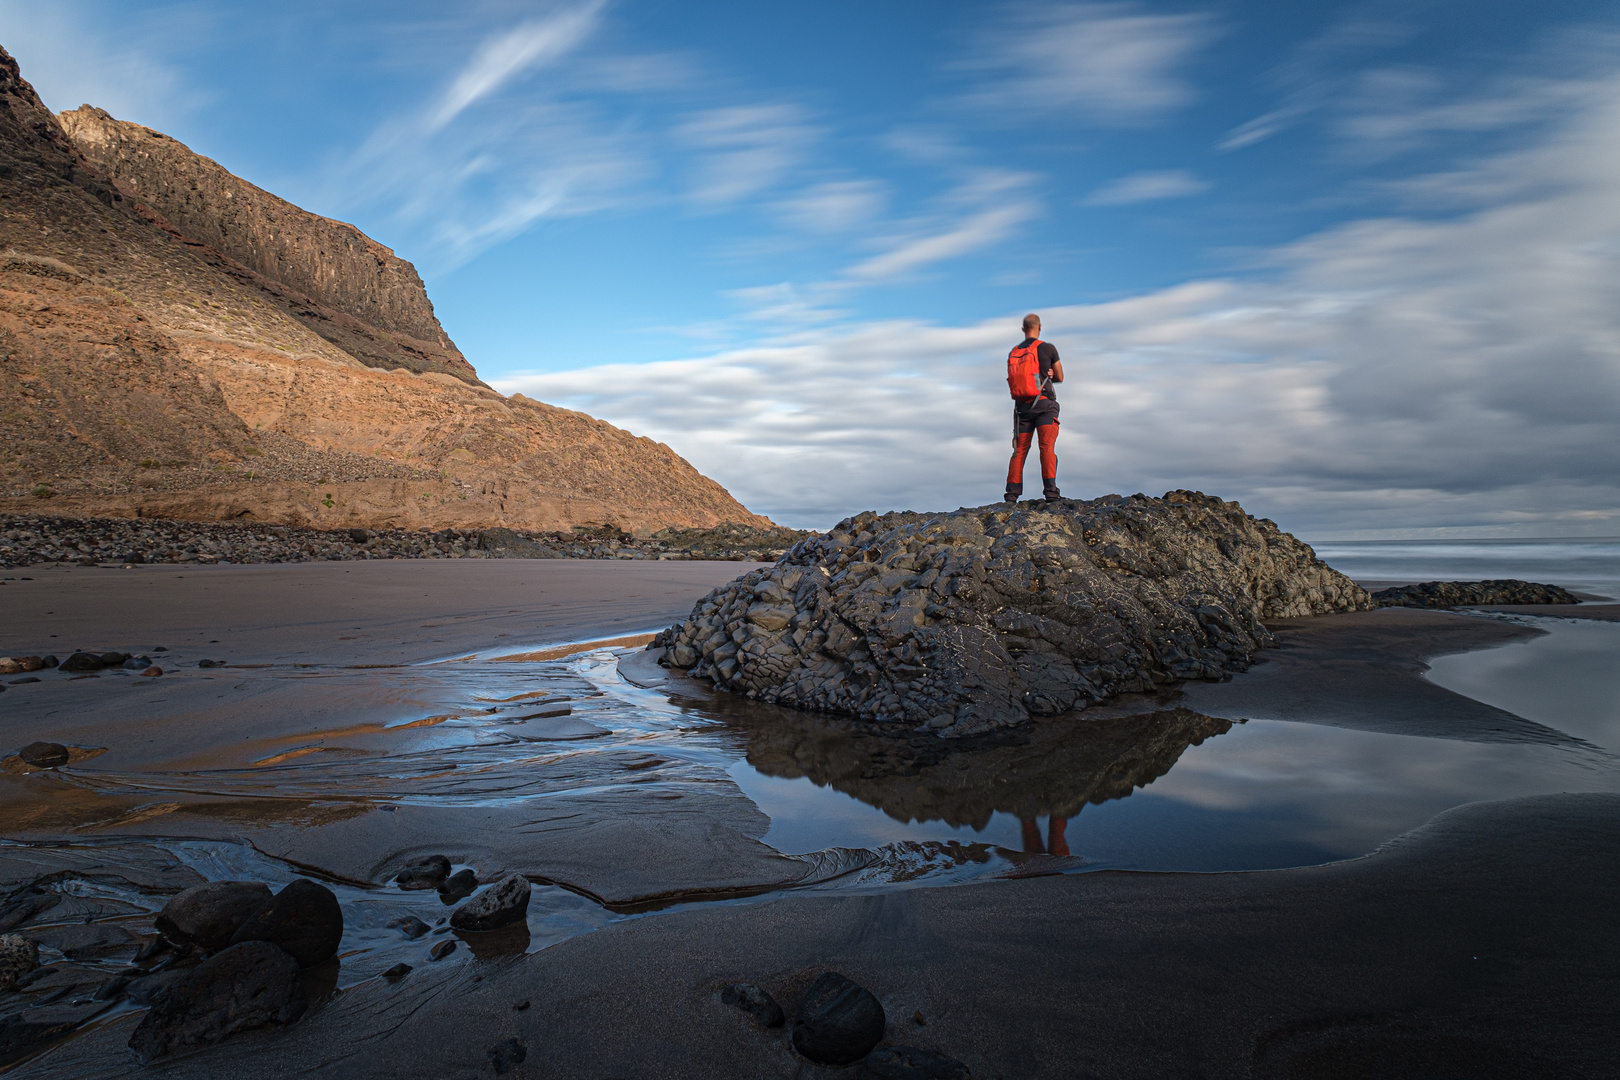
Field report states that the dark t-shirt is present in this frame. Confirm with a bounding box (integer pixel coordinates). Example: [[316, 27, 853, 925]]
[[1013, 338, 1061, 424]]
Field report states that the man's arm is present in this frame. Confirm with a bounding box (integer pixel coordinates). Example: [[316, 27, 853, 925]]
[[1043, 342, 1064, 383]]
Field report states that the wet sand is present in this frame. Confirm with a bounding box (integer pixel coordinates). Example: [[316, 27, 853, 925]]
[[21, 793, 1617, 1079], [4, 565, 1617, 1075]]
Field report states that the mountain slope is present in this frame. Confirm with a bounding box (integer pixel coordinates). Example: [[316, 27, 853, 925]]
[[0, 45, 768, 533]]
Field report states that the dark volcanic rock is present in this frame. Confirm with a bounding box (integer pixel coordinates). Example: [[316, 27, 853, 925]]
[[437, 868, 478, 901], [17, 742, 69, 768], [386, 915, 431, 940], [860, 1045, 973, 1079], [1372, 579, 1579, 609], [0, 934, 39, 992], [428, 939, 456, 962], [449, 874, 531, 932], [228, 879, 342, 968], [720, 982, 785, 1027], [126, 941, 306, 1062], [156, 881, 273, 953], [57, 652, 105, 673], [655, 492, 1370, 736], [381, 962, 412, 980], [791, 972, 887, 1067], [394, 854, 452, 890]]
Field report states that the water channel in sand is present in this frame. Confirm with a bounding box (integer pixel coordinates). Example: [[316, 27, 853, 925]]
[[3, 592, 1619, 1067]]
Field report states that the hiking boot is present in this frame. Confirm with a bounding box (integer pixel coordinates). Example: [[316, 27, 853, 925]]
[[1004, 493, 1019, 504], [1043, 484, 1061, 501]]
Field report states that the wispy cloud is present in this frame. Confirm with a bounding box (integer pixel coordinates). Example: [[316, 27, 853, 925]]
[[962, 2, 1216, 125], [772, 180, 888, 232], [498, 69, 1620, 536], [675, 104, 822, 207], [842, 171, 1040, 282], [428, 0, 607, 131], [1085, 168, 1209, 205]]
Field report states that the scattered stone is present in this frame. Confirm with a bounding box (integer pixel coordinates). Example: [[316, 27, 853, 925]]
[[126, 941, 306, 1062], [381, 963, 412, 980], [487, 1036, 527, 1075], [791, 972, 887, 1067], [228, 879, 343, 968], [57, 652, 105, 673], [0, 657, 41, 675], [859, 1045, 972, 1080], [18, 742, 69, 768], [97, 652, 128, 667], [198, 659, 223, 668], [386, 915, 431, 940], [141, 666, 163, 677], [0, 934, 39, 992], [449, 874, 531, 932], [39, 656, 57, 668], [437, 868, 478, 901], [394, 854, 452, 890], [1372, 579, 1580, 609], [121, 655, 153, 670], [7, 677, 39, 685], [155, 881, 273, 953], [428, 939, 456, 961], [720, 982, 785, 1027], [656, 492, 1371, 736], [514, 999, 530, 1011]]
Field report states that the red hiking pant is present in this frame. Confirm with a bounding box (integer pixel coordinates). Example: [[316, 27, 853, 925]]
[[1007, 422, 1058, 491]]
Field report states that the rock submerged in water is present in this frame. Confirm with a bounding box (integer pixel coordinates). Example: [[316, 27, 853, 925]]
[[126, 941, 306, 1062], [394, 854, 452, 890], [449, 874, 531, 932], [1372, 579, 1578, 609], [654, 492, 1371, 736], [17, 742, 69, 768]]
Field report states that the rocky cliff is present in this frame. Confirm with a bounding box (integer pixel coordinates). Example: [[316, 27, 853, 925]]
[[653, 492, 1373, 735], [0, 45, 768, 534], [60, 106, 473, 383]]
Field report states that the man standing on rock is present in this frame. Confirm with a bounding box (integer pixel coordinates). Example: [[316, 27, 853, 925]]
[[1005, 313, 1063, 502]]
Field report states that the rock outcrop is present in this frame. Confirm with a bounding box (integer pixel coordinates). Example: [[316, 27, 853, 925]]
[[1372, 580, 1578, 609], [61, 105, 474, 383], [0, 44, 768, 534], [653, 492, 1372, 736]]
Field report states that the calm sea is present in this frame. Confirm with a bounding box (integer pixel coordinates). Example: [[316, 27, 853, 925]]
[[1308, 537, 1620, 598]]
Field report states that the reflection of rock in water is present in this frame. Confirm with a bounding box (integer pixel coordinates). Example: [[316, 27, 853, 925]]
[[720, 701, 1232, 830]]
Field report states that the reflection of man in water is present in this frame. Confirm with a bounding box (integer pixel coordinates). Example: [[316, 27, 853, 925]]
[[1021, 815, 1070, 857]]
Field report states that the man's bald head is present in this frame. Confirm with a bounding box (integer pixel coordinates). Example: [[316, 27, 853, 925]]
[[1022, 313, 1041, 335]]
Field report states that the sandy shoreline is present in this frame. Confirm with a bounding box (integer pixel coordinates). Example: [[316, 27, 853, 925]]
[[2, 562, 1616, 1076]]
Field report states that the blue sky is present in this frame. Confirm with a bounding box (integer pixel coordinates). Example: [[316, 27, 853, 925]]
[[5, 1, 1619, 536]]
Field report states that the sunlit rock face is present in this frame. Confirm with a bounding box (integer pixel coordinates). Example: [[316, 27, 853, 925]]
[[654, 491, 1372, 736]]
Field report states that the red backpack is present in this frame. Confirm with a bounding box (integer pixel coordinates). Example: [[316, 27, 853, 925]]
[[1007, 338, 1044, 402]]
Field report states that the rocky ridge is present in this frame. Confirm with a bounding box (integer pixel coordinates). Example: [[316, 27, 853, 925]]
[[1372, 580, 1579, 609], [0, 44, 768, 534], [0, 513, 810, 568], [653, 492, 1372, 736]]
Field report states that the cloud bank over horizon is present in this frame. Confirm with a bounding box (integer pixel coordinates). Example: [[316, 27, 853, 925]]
[[498, 65, 1620, 538]]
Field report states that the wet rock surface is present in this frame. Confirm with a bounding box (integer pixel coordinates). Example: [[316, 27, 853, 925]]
[[1372, 579, 1579, 609], [394, 855, 451, 890], [437, 869, 478, 901], [227, 879, 342, 968], [16, 742, 69, 768], [126, 941, 306, 1062], [156, 881, 273, 953], [449, 874, 531, 932], [792, 972, 887, 1066], [656, 492, 1370, 735], [0, 934, 38, 993], [720, 982, 785, 1027], [1, 513, 808, 569]]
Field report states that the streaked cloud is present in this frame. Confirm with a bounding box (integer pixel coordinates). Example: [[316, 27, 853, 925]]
[[675, 104, 822, 207], [498, 70, 1620, 536], [772, 180, 888, 233], [962, 2, 1216, 125], [428, 1, 606, 130], [1085, 168, 1208, 205]]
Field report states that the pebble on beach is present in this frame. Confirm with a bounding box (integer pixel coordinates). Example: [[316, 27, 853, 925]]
[[386, 915, 431, 940], [394, 854, 452, 890], [0, 933, 40, 993], [487, 1037, 528, 1076], [791, 972, 888, 1067], [720, 982, 785, 1028], [436, 868, 478, 901], [449, 874, 531, 932], [18, 742, 70, 768], [858, 1045, 973, 1080], [428, 939, 456, 961]]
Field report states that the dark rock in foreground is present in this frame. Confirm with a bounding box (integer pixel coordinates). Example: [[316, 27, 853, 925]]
[[449, 874, 531, 932], [655, 492, 1370, 736], [720, 982, 785, 1027], [126, 941, 305, 1062], [17, 742, 68, 768], [1372, 579, 1578, 609], [156, 881, 272, 953], [394, 854, 451, 890], [0, 935, 38, 993], [228, 879, 343, 968], [792, 972, 887, 1066]]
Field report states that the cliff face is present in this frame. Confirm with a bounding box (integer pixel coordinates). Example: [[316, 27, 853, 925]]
[[61, 105, 474, 383], [0, 45, 769, 534]]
